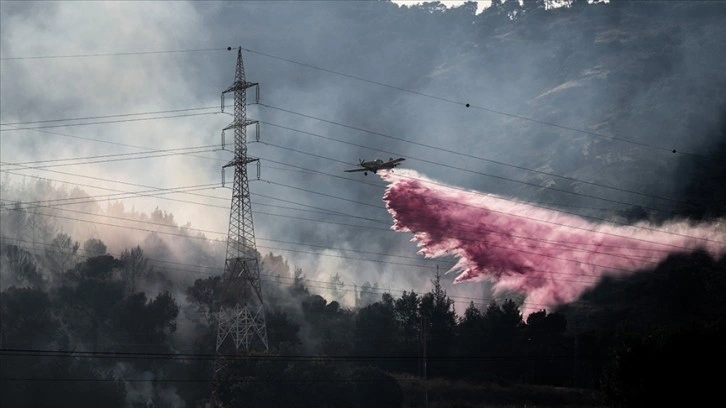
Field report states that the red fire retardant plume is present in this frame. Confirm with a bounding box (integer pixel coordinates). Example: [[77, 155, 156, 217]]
[[381, 169, 726, 309]]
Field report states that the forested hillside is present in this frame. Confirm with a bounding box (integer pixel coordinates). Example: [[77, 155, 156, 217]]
[[2, 1, 725, 407]]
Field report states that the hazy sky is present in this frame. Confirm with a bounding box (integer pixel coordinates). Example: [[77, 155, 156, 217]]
[[2, 0, 724, 310]]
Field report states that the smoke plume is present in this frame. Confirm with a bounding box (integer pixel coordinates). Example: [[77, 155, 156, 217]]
[[381, 169, 726, 309]]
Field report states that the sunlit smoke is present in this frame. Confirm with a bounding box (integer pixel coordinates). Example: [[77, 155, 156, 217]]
[[381, 169, 726, 309]]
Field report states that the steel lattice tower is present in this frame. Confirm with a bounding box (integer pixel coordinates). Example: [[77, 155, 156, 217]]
[[215, 47, 268, 363]]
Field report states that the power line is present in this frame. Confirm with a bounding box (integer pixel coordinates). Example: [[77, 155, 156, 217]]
[[250, 170, 677, 260], [0, 176, 701, 291], [0, 144, 219, 167], [256, 152, 385, 189], [0, 200, 674, 281], [3, 155, 718, 259], [259, 103, 703, 208], [260, 157, 660, 214], [6, 154, 713, 258], [0, 169, 384, 225], [3, 119, 687, 226], [0, 47, 229, 61], [1, 237, 593, 310], [0, 174, 227, 211], [242, 49, 701, 156], [254, 141, 724, 246], [263, 179, 383, 210], [0, 162, 228, 206], [0, 106, 218, 126], [0, 148, 219, 171], [3, 101, 703, 219], [0, 237, 611, 316], [0, 170, 364, 222], [0, 348, 595, 363], [0, 205, 441, 271], [0, 201, 432, 263], [261, 137, 679, 216], [0, 191, 665, 274], [2, 125, 221, 160], [1, 48, 711, 215], [5, 192, 635, 283], [0, 133, 720, 278], [0, 112, 220, 132], [381, 171, 726, 246], [263, 172, 725, 251]]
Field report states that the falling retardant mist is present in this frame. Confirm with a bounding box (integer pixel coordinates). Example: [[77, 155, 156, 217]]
[[380, 169, 726, 309]]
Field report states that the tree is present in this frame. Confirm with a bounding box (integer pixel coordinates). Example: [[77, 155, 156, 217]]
[[290, 266, 309, 297], [185, 275, 222, 324], [82, 238, 107, 257], [114, 290, 179, 353], [55, 255, 124, 352], [1, 286, 59, 348], [120, 246, 151, 294], [3, 202, 27, 240], [524, 309, 569, 385], [355, 298, 399, 370], [1, 244, 44, 289], [420, 272, 457, 377], [266, 308, 302, 353], [44, 232, 79, 276], [456, 301, 487, 378], [298, 293, 355, 356], [481, 299, 525, 382], [394, 291, 420, 373], [329, 272, 345, 301]]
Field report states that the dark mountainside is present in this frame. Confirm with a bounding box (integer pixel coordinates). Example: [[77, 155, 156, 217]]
[[2, 1, 726, 407]]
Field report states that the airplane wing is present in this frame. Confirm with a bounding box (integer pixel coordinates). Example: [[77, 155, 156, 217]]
[[390, 158, 405, 164], [344, 168, 368, 172]]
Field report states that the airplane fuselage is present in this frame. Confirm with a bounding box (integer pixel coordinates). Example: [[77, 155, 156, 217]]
[[344, 157, 405, 175]]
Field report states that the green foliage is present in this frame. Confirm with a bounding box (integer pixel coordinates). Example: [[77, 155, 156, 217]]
[[1, 244, 44, 289], [351, 366, 403, 408], [185, 275, 222, 323], [44, 232, 79, 275], [0, 356, 125, 408], [602, 324, 725, 407], [114, 290, 179, 353], [55, 256, 125, 351], [213, 356, 358, 407], [420, 272, 457, 377], [355, 299, 398, 359], [82, 238, 107, 257], [120, 245, 152, 294], [1, 286, 59, 348], [266, 308, 302, 352], [290, 266, 309, 296]]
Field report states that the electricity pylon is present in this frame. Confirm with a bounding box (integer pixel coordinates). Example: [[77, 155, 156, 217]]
[[215, 47, 268, 370]]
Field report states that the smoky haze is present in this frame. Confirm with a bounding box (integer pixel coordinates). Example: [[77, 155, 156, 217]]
[[2, 2, 726, 406], [2, 1, 725, 303]]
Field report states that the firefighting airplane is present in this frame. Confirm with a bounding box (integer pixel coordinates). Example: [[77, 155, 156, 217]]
[[344, 157, 405, 175]]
